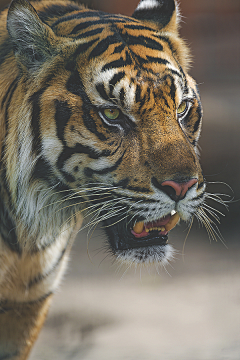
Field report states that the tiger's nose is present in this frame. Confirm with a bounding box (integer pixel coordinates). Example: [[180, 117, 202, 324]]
[[160, 178, 198, 201]]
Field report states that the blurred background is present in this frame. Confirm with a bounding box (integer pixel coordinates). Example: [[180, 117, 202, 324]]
[[1, 0, 240, 359]]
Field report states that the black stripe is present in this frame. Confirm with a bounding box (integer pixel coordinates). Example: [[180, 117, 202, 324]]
[[70, 20, 101, 34], [162, 95, 170, 109], [57, 144, 110, 171], [193, 108, 202, 133], [170, 81, 176, 103], [191, 191, 205, 201], [162, 75, 176, 103], [0, 182, 21, 253], [71, 18, 129, 36], [88, 35, 118, 59], [55, 100, 72, 144], [153, 34, 186, 77], [135, 84, 142, 103], [197, 182, 205, 191], [38, 4, 80, 23], [75, 27, 104, 39], [31, 156, 54, 183], [66, 70, 106, 141], [126, 185, 151, 193], [120, 88, 125, 108], [65, 38, 99, 71], [109, 72, 125, 99], [51, 10, 105, 28], [113, 44, 125, 54], [0, 291, 53, 310], [74, 38, 99, 57], [2, 78, 19, 159], [0, 169, 11, 202], [123, 24, 154, 31], [29, 87, 48, 154], [96, 83, 109, 101], [170, 69, 182, 79], [154, 89, 170, 109], [57, 145, 111, 182], [1, 77, 19, 110], [146, 56, 169, 65], [84, 150, 126, 177], [4, 79, 19, 128], [120, 34, 163, 52], [102, 55, 132, 71], [109, 72, 125, 88]]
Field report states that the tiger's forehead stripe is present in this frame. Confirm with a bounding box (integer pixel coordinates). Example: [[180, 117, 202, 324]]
[[52, 10, 182, 72], [51, 10, 139, 30]]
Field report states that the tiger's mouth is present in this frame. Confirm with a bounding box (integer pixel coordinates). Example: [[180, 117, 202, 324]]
[[103, 211, 180, 257]]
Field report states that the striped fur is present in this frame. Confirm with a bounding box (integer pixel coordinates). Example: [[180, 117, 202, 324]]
[[0, 0, 207, 358]]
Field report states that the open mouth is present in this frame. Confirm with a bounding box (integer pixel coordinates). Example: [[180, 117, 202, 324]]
[[131, 212, 180, 239], [103, 211, 180, 252]]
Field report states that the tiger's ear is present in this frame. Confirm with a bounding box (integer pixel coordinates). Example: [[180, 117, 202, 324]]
[[7, 0, 59, 72], [132, 0, 180, 34]]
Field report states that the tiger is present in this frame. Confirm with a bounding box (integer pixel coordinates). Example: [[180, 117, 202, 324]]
[[0, 0, 209, 358]]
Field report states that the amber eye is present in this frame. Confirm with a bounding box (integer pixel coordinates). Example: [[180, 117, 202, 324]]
[[177, 101, 188, 116], [103, 108, 120, 120]]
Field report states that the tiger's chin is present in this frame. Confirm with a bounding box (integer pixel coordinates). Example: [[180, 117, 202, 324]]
[[103, 212, 179, 266]]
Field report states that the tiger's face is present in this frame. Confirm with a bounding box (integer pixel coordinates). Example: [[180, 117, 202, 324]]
[[7, 0, 205, 264]]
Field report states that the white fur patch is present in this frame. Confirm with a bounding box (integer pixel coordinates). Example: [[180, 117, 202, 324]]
[[136, 0, 160, 11], [42, 137, 63, 165], [116, 244, 175, 266]]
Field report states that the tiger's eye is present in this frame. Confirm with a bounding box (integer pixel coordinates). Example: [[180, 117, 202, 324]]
[[177, 101, 187, 115], [104, 108, 120, 120]]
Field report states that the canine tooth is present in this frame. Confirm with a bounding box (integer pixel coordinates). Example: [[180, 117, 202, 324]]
[[133, 221, 144, 234], [161, 226, 166, 232], [165, 213, 180, 231], [146, 228, 150, 232]]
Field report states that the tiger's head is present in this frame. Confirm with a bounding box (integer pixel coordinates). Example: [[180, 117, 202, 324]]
[[6, 0, 205, 265]]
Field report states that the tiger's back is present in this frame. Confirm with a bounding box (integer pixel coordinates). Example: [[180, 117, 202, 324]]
[[0, 0, 205, 358]]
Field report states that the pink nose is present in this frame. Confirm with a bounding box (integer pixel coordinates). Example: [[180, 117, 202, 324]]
[[161, 178, 198, 200]]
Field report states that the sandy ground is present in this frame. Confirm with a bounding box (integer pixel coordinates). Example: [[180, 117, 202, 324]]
[[29, 83, 240, 360]]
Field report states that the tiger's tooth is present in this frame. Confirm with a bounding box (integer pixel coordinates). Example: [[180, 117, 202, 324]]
[[165, 213, 180, 231], [133, 221, 144, 234], [146, 228, 150, 232]]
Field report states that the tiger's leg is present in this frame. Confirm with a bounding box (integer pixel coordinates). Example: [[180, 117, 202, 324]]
[[0, 295, 52, 360], [0, 219, 82, 360]]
